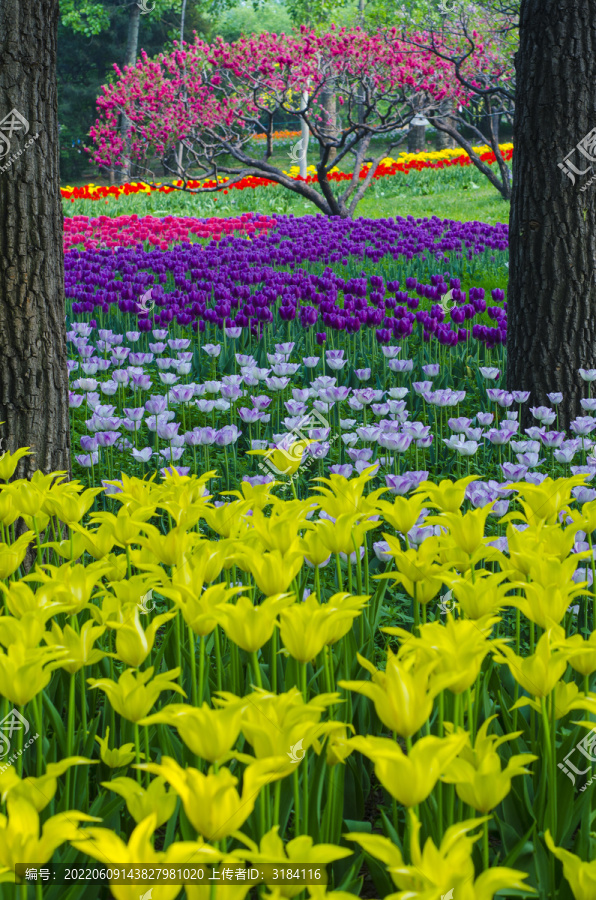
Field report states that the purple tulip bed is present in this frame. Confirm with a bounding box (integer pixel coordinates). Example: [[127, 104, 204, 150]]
[[65, 212, 596, 572]]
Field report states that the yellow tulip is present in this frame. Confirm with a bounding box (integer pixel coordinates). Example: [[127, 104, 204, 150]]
[[439, 570, 510, 619], [250, 505, 313, 553], [511, 679, 584, 720], [214, 593, 294, 653], [94, 727, 143, 768], [102, 775, 176, 828], [426, 504, 495, 557], [225, 479, 278, 510], [501, 521, 582, 580], [40, 531, 90, 562], [507, 574, 588, 630], [413, 474, 479, 513], [235, 826, 352, 899], [248, 441, 313, 476], [384, 615, 504, 694], [0, 532, 33, 580], [29, 559, 110, 615], [377, 534, 444, 605], [108, 606, 176, 668], [0, 579, 64, 619], [0, 447, 33, 482], [312, 514, 378, 557], [44, 619, 108, 673], [347, 813, 533, 899], [376, 493, 429, 537], [202, 499, 251, 538], [0, 795, 98, 878], [137, 521, 200, 566], [300, 529, 332, 568], [216, 687, 339, 769], [313, 470, 385, 519], [325, 724, 356, 767], [504, 475, 588, 526], [0, 757, 96, 811], [88, 666, 186, 722], [0, 643, 69, 705], [161, 582, 243, 637], [321, 593, 369, 645], [339, 650, 451, 737], [71, 811, 221, 900], [49, 487, 103, 525], [567, 632, 596, 676], [70, 522, 117, 559], [278, 593, 367, 663], [243, 544, 304, 596], [544, 831, 596, 900], [89, 505, 156, 547], [346, 732, 468, 807], [0, 491, 18, 527], [0, 609, 55, 650], [494, 626, 572, 698], [441, 717, 537, 812], [141, 756, 286, 840], [140, 702, 242, 763]]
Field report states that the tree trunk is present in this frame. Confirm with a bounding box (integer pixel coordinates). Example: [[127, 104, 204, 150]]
[[507, 0, 596, 432], [481, 111, 500, 146], [0, 0, 71, 482], [408, 124, 425, 154], [300, 90, 309, 180], [320, 89, 338, 165], [120, 2, 141, 184], [435, 101, 456, 149]]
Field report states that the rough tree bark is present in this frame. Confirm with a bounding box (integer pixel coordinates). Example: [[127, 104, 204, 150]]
[[0, 0, 71, 479], [507, 0, 596, 431]]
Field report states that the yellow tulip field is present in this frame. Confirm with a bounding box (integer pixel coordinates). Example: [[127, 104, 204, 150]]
[[0, 443, 595, 899]]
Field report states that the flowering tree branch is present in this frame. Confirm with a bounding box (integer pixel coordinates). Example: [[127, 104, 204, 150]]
[[89, 26, 471, 217]]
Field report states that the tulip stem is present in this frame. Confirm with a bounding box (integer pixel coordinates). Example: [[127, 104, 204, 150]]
[[198, 635, 205, 704], [65, 675, 76, 803], [174, 612, 182, 672], [483, 819, 490, 870], [134, 723, 142, 784], [293, 766, 301, 837], [251, 651, 263, 689], [214, 626, 222, 693], [144, 726, 151, 784], [271, 628, 277, 694], [188, 625, 198, 708], [335, 555, 343, 592]]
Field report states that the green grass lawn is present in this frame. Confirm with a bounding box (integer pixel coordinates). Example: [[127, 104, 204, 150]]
[[63, 150, 512, 226]]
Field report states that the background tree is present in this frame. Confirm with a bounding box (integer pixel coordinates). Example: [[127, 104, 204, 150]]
[[507, 0, 596, 430], [89, 27, 466, 216], [58, 0, 220, 182], [0, 0, 70, 481], [400, 2, 517, 199]]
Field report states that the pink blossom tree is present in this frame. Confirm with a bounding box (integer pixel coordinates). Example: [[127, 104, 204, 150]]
[[401, 2, 517, 198], [90, 26, 470, 217]]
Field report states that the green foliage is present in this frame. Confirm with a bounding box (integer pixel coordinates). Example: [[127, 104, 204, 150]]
[[217, 0, 293, 41]]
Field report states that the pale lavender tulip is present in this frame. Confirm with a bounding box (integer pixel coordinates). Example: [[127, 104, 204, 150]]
[[388, 359, 413, 373], [76, 452, 99, 468], [571, 416, 596, 436], [476, 412, 494, 426]]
